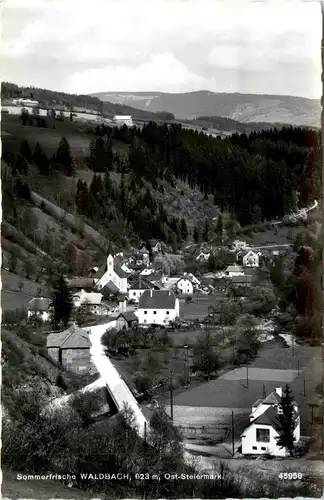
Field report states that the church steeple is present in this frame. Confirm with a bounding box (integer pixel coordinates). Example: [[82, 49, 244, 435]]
[[106, 240, 114, 258]]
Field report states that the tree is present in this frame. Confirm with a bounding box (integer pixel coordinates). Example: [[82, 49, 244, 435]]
[[275, 384, 297, 456], [33, 142, 50, 175], [192, 331, 221, 379], [203, 218, 209, 241], [63, 242, 77, 275], [193, 225, 201, 243], [52, 275, 73, 327], [24, 260, 34, 279], [20, 140, 32, 163], [180, 217, 188, 240], [54, 137, 74, 176], [216, 214, 223, 235], [20, 107, 29, 125]]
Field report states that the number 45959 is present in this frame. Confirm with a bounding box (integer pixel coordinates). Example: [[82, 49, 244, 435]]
[[278, 473, 303, 480]]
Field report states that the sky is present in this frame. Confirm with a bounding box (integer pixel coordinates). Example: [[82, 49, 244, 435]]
[[1, 0, 322, 98]]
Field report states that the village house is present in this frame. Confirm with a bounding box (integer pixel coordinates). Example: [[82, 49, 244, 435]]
[[230, 274, 255, 287], [27, 297, 53, 322], [231, 240, 249, 252], [136, 290, 180, 326], [121, 262, 133, 274], [115, 311, 139, 330], [46, 324, 95, 375], [160, 276, 180, 292], [224, 264, 245, 277], [113, 115, 134, 127], [242, 250, 260, 267], [128, 276, 155, 303], [176, 277, 194, 295], [241, 387, 300, 457], [73, 290, 108, 316], [139, 244, 151, 266], [95, 253, 128, 294], [149, 240, 162, 254], [196, 252, 210, 262], [66, 278, 95, 293]]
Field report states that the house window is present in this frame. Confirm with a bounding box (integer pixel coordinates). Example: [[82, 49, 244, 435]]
[[252, 446, 257, 450], [163, 319, 166, 323], [261, 447, 266, 451], [144, 311, 147, 314], [144, 319, 147, 323], [256, 428, 270, 443], [133, 292, 136, 296], [166, 311, 169, 315], [154, 311, 156, 314]]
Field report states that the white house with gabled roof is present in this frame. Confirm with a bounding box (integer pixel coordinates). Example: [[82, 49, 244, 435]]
[[176, 277, 194, 295], [128, 276, 154, 303], [241, 387, 300, 457], [136, 290, 180, 326], [113, 115, 133, 127], [242, 250, 260, 267]]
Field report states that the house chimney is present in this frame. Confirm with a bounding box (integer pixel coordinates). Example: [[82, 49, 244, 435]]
[[150, 289, 153, 297], [275, 387, 282, 398]]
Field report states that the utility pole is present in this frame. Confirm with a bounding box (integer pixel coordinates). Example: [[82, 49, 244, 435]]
[[297, 359, 300, 376], [262, 384, 266, 399], [170, 370, 174, 421], [304, 377, 306, 398], [231, 411, 235, 456], [246, 365, 249, 388], [321, 0, 324, 472]]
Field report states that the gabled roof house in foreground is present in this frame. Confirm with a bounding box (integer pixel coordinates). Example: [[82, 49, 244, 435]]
[[241, 387, 300, 457], [46, 324, 95, 375]]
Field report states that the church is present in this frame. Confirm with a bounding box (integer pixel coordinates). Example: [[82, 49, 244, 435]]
[[94, 250, 128, 294]]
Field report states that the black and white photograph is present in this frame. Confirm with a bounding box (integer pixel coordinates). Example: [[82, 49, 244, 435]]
[[1, 0, 324, 498]]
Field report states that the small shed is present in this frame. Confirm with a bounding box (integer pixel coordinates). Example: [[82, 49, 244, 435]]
[[115, 311, 139, 330]]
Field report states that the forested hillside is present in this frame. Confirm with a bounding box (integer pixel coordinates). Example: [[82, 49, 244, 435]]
[[2, 114, 321, 253], [75, 122, 321, 228]]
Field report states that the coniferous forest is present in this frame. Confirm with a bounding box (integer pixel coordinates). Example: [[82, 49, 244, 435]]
[[78, 122, 321, 229]]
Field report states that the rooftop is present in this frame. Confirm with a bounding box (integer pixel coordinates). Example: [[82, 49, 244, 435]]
[[138, 290, 177, 310], [47, 324, 90, 349], [28, 297, 52, 311]]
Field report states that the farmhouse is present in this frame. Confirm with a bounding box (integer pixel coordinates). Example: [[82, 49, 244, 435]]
[[95, 253, 128, 294], [136, 290, 180, 326], [46, 324, 94, 374], [66, 278, 95, 292], [73, 290, 109, 315], [113, 115, 134, 127], [241, 387, 300, 457], [115, 311, 139, 330], [128, 276, 155, 303], [27, 297, 53, 322], [176, 277, 194, 295], [196, 252, 210, 262], [242, 250, 260, 268], [224, 264, 245, 277]]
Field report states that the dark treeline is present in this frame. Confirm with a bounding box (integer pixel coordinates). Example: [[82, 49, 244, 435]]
[[88, 121, 321, 226]]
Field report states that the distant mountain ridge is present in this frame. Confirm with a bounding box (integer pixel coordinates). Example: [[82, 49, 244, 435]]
[[90, 90, 320, 127]]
